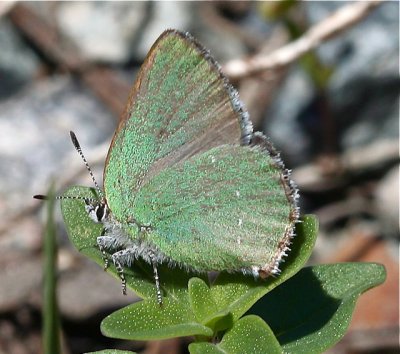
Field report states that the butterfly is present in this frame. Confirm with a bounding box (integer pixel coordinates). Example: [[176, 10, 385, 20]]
[[35, 29, 299, 305]]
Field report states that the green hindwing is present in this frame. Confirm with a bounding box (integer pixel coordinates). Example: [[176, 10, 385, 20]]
[[131, 139, 297, 274]]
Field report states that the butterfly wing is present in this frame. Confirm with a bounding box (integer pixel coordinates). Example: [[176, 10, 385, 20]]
[[104, 30, 251, 221], [131, 134, 299, 276]]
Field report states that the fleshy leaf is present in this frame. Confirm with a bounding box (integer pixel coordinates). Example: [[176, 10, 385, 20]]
[[101, 297, 212, 340], [249, 263, 386, 354], [188, 277, 218, 323], [188, 277, 232, 332], [189, 315, 283, 354]]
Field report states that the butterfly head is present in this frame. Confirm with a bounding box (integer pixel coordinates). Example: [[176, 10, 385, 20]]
[[84, 198, 109, 223]]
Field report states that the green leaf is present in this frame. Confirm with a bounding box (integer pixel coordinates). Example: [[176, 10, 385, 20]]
[[42, 185, 61, 354], [189, 315, 283, 354], [101, 297, 212, 340], [189, 277, 218, 323], [249, 263, 386, 354], [210, 215, 318, 320], [188, 277, 232, 332]]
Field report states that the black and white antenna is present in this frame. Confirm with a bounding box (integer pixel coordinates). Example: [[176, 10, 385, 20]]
[[69, 131, 104, 199], [33, 194, 98, 204], [33, 131, 103, 203]]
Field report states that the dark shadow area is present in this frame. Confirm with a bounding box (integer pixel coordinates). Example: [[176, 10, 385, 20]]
[[248, 267, 341, 346]]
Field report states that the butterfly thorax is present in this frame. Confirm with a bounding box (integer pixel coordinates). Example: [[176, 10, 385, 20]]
[[84, 199, 171, 269]]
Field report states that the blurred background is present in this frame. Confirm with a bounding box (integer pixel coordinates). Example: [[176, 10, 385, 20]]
[[0, 1, 398, 353]]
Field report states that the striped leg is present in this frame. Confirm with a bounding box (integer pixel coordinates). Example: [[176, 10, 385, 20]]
[[111, 251, 128, 295], [150, 257, 163, 305], [108, 246, 163, 304]]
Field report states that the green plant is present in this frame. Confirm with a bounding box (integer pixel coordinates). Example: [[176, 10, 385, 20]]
[[61, 186, 385, 354], [42, 185, 61, 354]]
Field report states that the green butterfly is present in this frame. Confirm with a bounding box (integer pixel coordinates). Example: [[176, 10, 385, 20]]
[[35, 30, 299, 304]]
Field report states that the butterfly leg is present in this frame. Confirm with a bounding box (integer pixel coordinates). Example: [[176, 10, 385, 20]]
[[110, 247, 139, 295], [99, 243, 164, 304], [111, 250, 129, 295], [149, 254, 163, 305], [97, 235, 118, 270]]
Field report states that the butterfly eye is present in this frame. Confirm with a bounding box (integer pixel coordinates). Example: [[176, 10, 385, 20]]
[[84, 201, 101, 223], [96, 203, 108, 222]]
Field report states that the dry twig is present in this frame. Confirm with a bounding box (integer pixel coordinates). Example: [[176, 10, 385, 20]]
[[223, 0, 384, 79], [8, 3, 131, 117], [0, 0, 16, 18], [292, 139, 399, 192]]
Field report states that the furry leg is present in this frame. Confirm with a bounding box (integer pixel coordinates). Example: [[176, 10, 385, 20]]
[[111, 250, 130, 295]]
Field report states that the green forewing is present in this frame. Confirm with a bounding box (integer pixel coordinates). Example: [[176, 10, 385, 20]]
[[105, 30, 249, 221], [130, 144, 291, 271]]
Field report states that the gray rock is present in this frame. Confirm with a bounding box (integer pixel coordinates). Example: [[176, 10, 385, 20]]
[[135, 1, 193, 58], [55, 2, 194, 63], [58, 260, 137, 319], [56, 2, 149, 63], [0, 76, 116, 314], [0, 19, 40, 99], [0, 76, 114, 218], [375, 165, 400, 240], [264, 1, 399, 163], [310, 1, 399, 82]]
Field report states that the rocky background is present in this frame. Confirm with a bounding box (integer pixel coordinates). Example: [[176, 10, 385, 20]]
[[0, 2, 398, 354]]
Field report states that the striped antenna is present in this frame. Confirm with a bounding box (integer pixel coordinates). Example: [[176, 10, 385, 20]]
[[33, 132, 103, 204], [33, 194, 98, 204], [69, 131, 104, 199]]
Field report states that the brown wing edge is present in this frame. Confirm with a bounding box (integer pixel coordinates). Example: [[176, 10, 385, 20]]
[[170, 30, 253, 146], [250, 132, 301, 279], [104, 29, 253, 179]]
